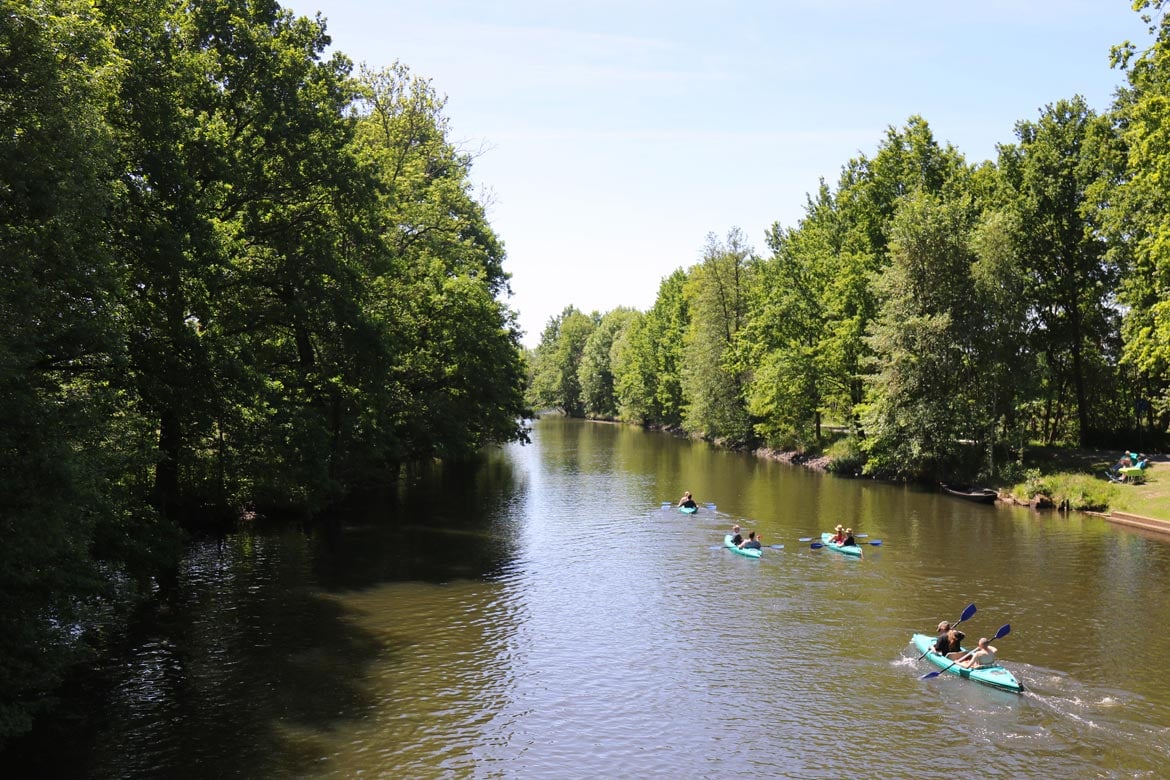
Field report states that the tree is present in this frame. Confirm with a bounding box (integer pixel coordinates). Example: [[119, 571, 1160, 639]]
[[0, 0, 171, 744], [1110, 1, 1170, 431], [744, 184, 841, 448], [681, 229, 754, 444], [351, 63, 530, 469], [528, 306, 596, 415], [996, 97, 1123, 445], [861, 192, 984, 478], [578, 307, 639, 419]]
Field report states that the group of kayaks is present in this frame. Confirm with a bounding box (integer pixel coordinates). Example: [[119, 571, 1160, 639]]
[[674, 501, 1019, 691]]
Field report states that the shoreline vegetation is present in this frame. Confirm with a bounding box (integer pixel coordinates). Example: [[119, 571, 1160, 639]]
[[634, 419, 1169, 530], [527, 15, 1170, 539]]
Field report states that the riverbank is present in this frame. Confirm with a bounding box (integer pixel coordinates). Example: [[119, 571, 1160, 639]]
[[1007, 447, 1170, 536], [754, 435, 1170, 533], [638, 418, 1170, 533]]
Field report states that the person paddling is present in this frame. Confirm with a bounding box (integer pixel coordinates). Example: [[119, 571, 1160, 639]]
[[739, 531, 762, 550], [959, 636, 998, 669]]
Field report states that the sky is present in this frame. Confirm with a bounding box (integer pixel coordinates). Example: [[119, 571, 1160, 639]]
[[289, 1, 1154, 348]]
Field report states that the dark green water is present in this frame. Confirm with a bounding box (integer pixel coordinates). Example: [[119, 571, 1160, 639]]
[[10, 416, 1170, 778]]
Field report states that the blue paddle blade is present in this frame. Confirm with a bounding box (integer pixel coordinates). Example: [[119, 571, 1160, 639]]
[[769, 544, 784, 549], [959, 603, 977, 622], [868, 539, 882, 546], [919, 670, 942, 680], [810, 542, 824, 549], [995, 623, 1011, 639], [798, 537, 814, 542]]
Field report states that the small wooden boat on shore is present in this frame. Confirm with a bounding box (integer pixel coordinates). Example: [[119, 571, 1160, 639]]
[[940, 484, 998, 504]]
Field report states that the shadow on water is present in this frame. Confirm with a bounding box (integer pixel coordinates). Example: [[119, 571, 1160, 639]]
[[313, 451, 525, 588], [4, 451, 526, 778]]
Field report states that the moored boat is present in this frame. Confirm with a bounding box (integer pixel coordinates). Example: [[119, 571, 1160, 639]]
[[724, 534, 761, 558], [910, 633, 1023, 692], [820, 532, 862, 557], [940, 484, 998, 504]]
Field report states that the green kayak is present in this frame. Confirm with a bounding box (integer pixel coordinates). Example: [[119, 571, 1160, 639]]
[[820, 532, 863, 557], [911, 633, 1023, 692], [724, 534, 762, 558], [679, 505, 698, 514]]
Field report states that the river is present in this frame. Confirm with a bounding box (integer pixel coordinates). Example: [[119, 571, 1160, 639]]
[[9, 415, 1170, 778]]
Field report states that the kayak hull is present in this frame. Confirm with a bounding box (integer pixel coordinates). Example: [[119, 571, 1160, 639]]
[[724, 535, 762, 558], [679, 505, 698, 514], [820, 533, 863, 557], [911, 633, 1023, 692]]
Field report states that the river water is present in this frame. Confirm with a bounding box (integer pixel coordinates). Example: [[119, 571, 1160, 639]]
[[12, 416, 1170, 778]]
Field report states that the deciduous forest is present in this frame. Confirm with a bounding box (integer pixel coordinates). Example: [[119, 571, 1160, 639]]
[[529, 4, 1170, 487], [1, 0, 528, 742]]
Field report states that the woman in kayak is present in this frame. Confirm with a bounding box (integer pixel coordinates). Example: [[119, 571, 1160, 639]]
[[739, 531, 762, 550], [830, 525, 846, 543], [934, 628, 966, 659], [677, 491, 698, 509], [959, 637, 998, 668]]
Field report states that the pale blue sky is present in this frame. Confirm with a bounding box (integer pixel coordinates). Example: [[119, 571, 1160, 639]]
[[294, 1, 1152, 347]]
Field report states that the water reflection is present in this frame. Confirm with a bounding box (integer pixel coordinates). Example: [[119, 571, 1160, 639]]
[[9, 416, 1170, 778]]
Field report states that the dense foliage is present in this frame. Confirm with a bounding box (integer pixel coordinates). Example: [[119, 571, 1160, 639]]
[[528, 3, 1170, 479], [0, 0, 527, 743]]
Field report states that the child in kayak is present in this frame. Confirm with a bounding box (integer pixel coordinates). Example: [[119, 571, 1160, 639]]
[[841, 528, 856, 546], [730, 524, 743, 546]]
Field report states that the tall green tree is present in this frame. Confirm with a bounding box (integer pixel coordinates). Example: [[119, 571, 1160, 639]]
[[528, 306, 596, 416], [1110, 0, 1170, 429], [860, 192, 984, 477], [578, 307, 639, 419], [817, 117, 971, 431], [0, 0, 171, 744], [352, 63, 529, 468], [996, 96, 1123, 445], [682, 229, 754, 444], [744, 184, 841, 448]]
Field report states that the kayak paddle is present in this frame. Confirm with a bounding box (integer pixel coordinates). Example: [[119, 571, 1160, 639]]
[[920, 623, 1010, 680], [916, 603, 976, 660]]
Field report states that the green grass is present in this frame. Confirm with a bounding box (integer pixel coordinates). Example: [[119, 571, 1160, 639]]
[[1008, 447, 1170, 521]]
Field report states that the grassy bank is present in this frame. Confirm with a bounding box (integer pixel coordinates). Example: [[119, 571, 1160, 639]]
[[1008, 448, 1170, 523]]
